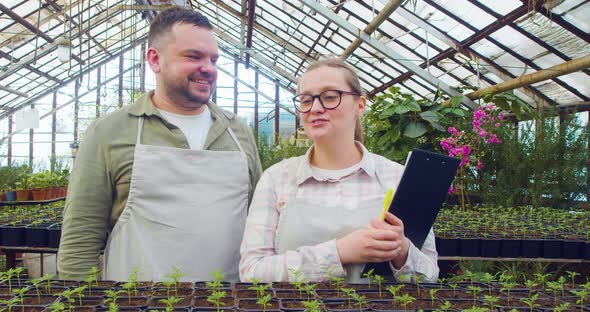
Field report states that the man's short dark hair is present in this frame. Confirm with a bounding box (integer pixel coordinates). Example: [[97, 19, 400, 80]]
[[148, 8, 213, 48]]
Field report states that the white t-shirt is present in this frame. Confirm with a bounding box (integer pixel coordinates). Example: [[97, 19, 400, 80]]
[[157, 106, 213, 150]]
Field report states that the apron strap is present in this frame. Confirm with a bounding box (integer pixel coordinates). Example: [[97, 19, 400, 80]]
[[226, 127, 245, 153], [136, 117, 145, 145]]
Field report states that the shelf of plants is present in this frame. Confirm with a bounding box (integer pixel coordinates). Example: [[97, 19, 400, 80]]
[[1, 201, 589, 262], [0, 267, 588, 312], [434, 206, 590, 260], [0, 201, 63, 249]]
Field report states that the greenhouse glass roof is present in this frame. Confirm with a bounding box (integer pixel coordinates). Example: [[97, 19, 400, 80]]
[[0, 0, 588, 118]]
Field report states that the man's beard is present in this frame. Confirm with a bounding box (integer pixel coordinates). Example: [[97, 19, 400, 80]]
[[165, 77, 212, 107]]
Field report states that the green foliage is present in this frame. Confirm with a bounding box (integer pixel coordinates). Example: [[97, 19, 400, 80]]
[[206, 290, 226, 312], [206, 268, 225, 293], [483, 90, 533, 121], [301, 299, 322, 312], [257, 134, 309, 170], [480, 108, 588, 209], [0, 164, 31, 191], [158, 297, 182, 312], [363, 86, 465, 162], [256, 294, 273, 312]]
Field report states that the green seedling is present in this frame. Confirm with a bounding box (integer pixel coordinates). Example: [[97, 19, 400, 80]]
[[524, 280, 538, 296], [482, 295, 499, 311], [553, 302, 570, 312], [73, 285, 87, 306], [161, 281, 174, 298], [301, 299, 322, 312], [59, 289, 76, 312], [248, 283, 271, 298], [163, 266, 186, 296], [566, 271, 580, 289], [13, 268, 24, 287], [571, 289, 588, 309], [206, 268, 225, 293], [256, 294, 273, 312], [158, 296, 183, 312], [500, 280, 516, 305], [104, 289, 126, 306], [434, 300, 452, 312], [42, 274, 54, 294], [30, 277, 43, 304], [341, 288, 356, 309], [48, 301, 66, 312], [327, 266, 344, 295], [373, 274, 385, 298], [466, 285, 482, 304], [429, 288, 439, 305], [108, 302, 119, 312], [386, 284, 404, 307], [362, 268, 374, 288], [206, 290, 226, 312], [520, 294, 540, 312], [547, 281, 563, 306], [288, 268, 306, 296], [12, 287, 27, 305], [397, 294, 416, 312]]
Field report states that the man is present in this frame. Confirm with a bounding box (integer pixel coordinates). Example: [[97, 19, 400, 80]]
[[57, 8, 262, 282]]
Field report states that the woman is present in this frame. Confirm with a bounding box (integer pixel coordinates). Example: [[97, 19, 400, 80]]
[[239, 58, 438, 283]]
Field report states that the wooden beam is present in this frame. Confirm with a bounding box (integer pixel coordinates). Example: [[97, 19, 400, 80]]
[[341, 0, 403, 59], [443, 54, 590, 105]]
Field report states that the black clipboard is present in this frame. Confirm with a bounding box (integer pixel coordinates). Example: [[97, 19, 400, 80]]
[[387, 148, 460, 249], [362, 148, 460, 277]]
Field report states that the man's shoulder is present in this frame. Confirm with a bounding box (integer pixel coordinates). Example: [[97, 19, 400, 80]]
[[87, 107, 136, 135]]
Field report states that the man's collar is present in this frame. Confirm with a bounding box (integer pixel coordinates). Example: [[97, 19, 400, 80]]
[[128, 91, 235, 121]]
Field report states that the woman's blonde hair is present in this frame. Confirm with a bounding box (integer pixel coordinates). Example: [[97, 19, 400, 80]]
[[298, 57, 365, 143]]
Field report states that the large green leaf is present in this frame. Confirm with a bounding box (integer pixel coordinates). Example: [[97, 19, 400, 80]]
[[380, 105, 397, 119], [420, 111, 439, 125], [406, 100, 422, 112], [430, 122, 445, 132], [396, 104, 412, 114], [403, 122, 428, 138]]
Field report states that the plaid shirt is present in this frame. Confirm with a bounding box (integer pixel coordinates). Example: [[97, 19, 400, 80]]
[[240, 143, 439, 282]]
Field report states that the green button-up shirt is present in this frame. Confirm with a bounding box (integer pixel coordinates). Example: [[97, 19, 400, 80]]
[[57, 91, 262, 280]]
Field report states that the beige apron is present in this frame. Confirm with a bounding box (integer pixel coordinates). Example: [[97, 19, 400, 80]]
[[275, 165, 389, 282], [104, 116, 249, 281]]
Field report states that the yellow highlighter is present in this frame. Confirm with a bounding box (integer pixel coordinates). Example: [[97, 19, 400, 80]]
[[380, 188, 394, 221]]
